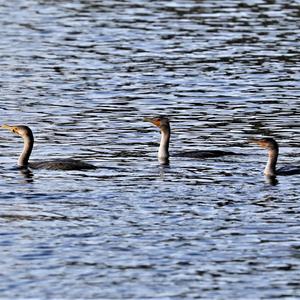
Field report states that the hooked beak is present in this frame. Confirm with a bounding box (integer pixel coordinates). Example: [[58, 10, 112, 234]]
[[248, 139, 260, 144], [1, 124, 18, 135], [1, 124, 14, 131], [248, 139, 266, 148]]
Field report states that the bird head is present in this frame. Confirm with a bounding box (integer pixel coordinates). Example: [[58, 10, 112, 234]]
[[250, 137, 278, 150], [1, 124, 33, 139], [144, 116, 170, 130]]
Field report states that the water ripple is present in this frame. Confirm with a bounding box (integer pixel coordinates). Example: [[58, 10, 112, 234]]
[[0, 0, 299, 299]]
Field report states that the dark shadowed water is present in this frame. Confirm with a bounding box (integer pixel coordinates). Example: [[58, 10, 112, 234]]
[[0, 0, 300, 298]]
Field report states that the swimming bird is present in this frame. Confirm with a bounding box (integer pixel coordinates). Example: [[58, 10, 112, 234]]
[[251, 137, 300, 177], [1, 124, 96, 170], [144, 116, 237, 164]]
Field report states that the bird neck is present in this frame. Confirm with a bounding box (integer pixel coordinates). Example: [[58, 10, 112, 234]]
[[264, 148, 278, 177], [19, 135, 34, 167], [158, 126, 170, 160]]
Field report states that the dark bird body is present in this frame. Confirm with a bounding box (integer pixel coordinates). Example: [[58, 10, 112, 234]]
[[144, 116, 238, 164], [2, 124, 96, 171]]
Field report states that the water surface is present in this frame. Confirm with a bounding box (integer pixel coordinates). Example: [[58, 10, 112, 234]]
[[0, 0, 300, 298]]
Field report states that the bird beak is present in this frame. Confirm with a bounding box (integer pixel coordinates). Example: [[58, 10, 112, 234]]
[[248, 139, 259, 144], [1, 124, 13, 131], [1, 124, 18, 134], [248, 139, 265, 148], [143, 117, 161, 127]]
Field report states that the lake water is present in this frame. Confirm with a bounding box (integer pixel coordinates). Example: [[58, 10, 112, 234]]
[[0, 0, 300, 298]]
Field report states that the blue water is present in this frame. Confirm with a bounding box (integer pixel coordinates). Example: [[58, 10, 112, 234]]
[[0, 0, 300, 298]]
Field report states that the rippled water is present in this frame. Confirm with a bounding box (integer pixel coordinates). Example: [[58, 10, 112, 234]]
[[0, 0, 300, 298]]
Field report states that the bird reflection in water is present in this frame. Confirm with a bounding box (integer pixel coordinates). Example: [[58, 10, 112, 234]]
[[19, 167, 34, 184]]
